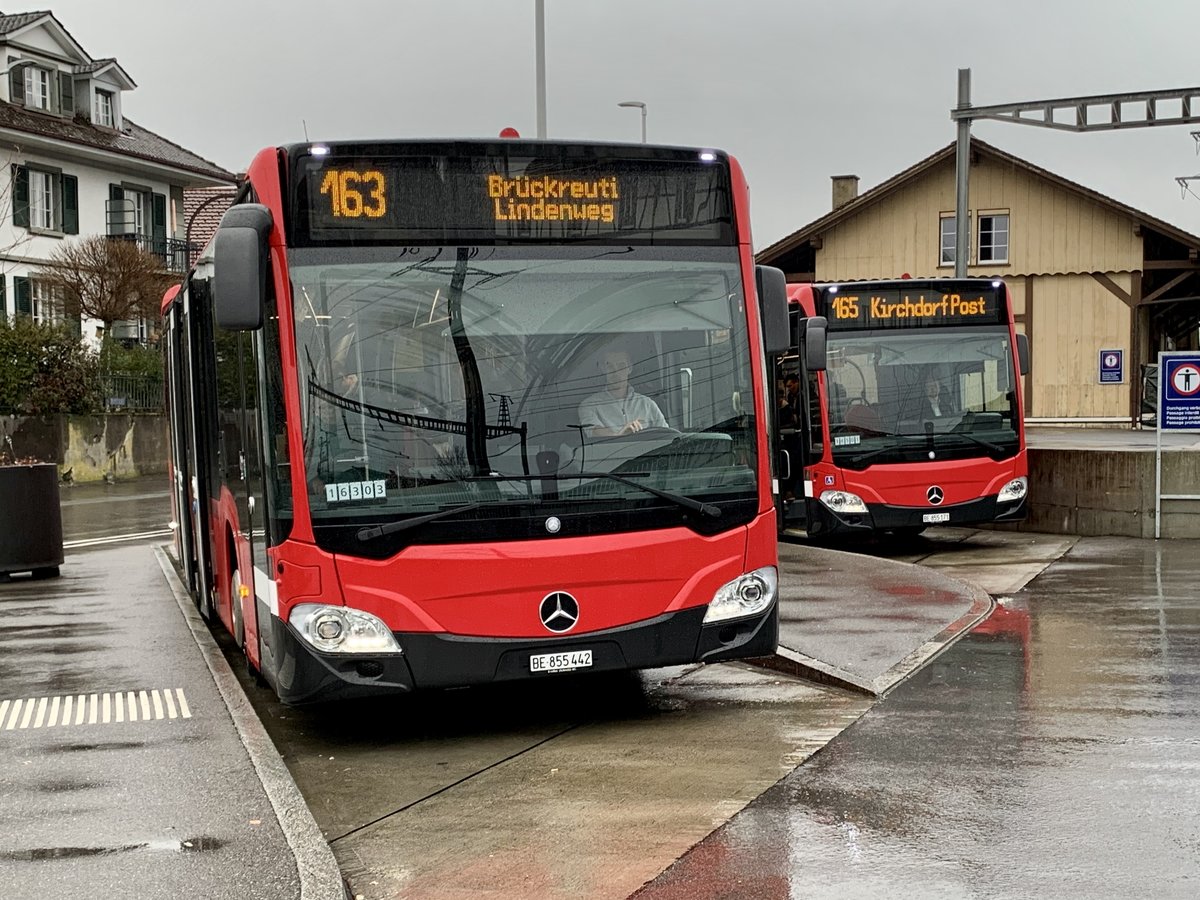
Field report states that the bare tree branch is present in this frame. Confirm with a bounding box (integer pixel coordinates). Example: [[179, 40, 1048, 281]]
[[34, 236, 174, 341]]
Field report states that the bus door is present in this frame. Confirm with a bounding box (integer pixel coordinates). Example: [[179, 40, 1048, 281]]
[[777, 310, 827, 535], [181, 280, 215, 618], [165, 303, 196, 594]]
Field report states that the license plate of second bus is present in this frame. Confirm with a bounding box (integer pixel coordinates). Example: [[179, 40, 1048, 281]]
[[530, 650, 593, 673], [922, 512, 951, 523]]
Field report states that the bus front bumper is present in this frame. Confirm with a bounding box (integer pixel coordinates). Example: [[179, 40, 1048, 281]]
[[807, 494, 1027, 537], [267, 602, 778, 705]]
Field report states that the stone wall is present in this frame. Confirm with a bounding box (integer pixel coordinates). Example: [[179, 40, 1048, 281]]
[[1013, 447, 1200, 539], [0, 415, 168, 482]]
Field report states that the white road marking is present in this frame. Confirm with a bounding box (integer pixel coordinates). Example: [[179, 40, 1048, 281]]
[[0, 690, 194, 732], [63, 529, 173, 550]]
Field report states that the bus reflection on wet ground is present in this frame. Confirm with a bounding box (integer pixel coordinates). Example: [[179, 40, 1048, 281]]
[[636, 537, 1200, 900]]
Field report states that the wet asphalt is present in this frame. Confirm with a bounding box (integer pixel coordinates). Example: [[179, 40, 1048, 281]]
[[635, 536, 1200, 899]]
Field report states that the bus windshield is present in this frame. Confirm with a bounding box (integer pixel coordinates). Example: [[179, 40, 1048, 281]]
[[825, 326, 1020, 469], [286, 245, 757, 548]]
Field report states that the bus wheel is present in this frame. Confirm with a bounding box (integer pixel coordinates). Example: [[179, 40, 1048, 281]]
[[230, 569, 245, 649]]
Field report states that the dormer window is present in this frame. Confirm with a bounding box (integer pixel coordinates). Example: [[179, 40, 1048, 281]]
[[24, 66, 51, 110], [95, 89, 114, 127]]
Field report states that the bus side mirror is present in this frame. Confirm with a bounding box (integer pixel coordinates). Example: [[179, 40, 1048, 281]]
[[755, 265, 790, 354], [1016, 333, 1030, 376], [801, 316, 828, 372], [213, 204, 272, 331]]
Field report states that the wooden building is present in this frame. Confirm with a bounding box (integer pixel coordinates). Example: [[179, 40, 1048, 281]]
[[757, 139, 1200, 422]]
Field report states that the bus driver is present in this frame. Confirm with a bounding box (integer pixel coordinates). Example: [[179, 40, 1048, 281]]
[[578, 348, 667, 437]]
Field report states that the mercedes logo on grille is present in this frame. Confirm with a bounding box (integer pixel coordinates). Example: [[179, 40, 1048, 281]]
[[927, 485, 945, 506], [539, 592, 580, 633]]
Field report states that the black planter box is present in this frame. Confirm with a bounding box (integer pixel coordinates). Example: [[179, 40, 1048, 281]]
[[0, 463, 63, 578]]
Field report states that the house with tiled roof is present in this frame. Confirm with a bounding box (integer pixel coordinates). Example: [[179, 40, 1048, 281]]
[[757, 138, 1200, 423], [0, 9, 234, 343]]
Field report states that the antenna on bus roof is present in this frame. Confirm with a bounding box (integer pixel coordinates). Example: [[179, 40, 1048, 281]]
[[303, 119, 310, 141]]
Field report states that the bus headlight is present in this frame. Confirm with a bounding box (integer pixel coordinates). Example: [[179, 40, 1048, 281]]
[[703, 567, 778, 624], [289, 604, 402, 654], [997, 477, 1028, 503], [819, 490, 868, 514]]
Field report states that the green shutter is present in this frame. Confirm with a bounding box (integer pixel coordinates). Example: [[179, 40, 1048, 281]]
[[9, 64, 23, 106], [0, 274, 6, 317], [12, 165, 29, 228], [58, 71, 74, 116], [108, 183, 124, 233], [14, 276, 31, 317], [151, 192, 167, 256], [61, 174, 79, 234]]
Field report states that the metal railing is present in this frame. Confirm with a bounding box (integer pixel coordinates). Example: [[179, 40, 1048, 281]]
[[105, 233, 197, 274], [100, 373, 163, 412]]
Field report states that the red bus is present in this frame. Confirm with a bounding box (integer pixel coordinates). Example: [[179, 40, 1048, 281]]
[[163, 139, 794, 704], [776, 278, 1028, 539]]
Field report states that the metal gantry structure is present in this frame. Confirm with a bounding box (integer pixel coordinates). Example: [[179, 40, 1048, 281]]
[[951, 69, 1200, 276]]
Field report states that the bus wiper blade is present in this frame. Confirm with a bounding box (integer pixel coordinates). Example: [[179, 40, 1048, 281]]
[[946, 430, 1008, 456], [356, 502, 482, 542], [574, 471, 722, 519]]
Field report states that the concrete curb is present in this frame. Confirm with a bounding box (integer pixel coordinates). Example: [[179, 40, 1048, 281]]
[[758, 544, 996, 698], [867, 574, 993, 696], [154, 547, 348, 900]]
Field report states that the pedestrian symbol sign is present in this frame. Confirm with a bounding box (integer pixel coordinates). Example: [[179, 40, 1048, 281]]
[[1098, 349, 1123, 384], [1159, 353, 1200, 431], [1168, 362, 1200, 397]]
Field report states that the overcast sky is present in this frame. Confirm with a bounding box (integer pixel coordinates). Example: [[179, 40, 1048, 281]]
[[41, 0, 1200, 248]]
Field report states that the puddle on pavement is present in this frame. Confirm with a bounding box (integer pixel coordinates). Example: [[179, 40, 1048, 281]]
[[1, 836, 226, 861]]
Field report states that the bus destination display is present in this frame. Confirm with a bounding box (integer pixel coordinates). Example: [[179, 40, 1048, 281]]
[[296, 149, 732, 245], [821, 286, 1006, 330]]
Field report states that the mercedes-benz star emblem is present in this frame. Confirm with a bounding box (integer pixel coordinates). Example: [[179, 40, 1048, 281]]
[[927, 485, 945, 506], [545, 516, 562, 534], [539, 592, 580, 633]]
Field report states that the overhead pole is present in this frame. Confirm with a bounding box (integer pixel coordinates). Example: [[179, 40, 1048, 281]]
[[535, 0, 547, 138], [954, 69, 972, 278], [952, 77, 1200, 273]]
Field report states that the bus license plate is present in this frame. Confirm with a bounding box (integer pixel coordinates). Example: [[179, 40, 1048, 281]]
[[530, 650, 593, 673], [922, 512, 951, 523]]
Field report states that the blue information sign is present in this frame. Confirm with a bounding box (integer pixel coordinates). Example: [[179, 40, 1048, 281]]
[[1099, 349, 1123, 384], [1159, 352, 1200, 431]]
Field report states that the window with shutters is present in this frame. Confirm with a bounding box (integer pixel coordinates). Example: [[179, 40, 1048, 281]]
[[13, 165, 79, 235], [95, 89, 115, 127], [23, 66, 51, 110]]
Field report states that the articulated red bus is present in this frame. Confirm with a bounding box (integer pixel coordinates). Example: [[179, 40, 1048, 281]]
[[163, 139, 793, 704], [777, 278, 1028, 539]]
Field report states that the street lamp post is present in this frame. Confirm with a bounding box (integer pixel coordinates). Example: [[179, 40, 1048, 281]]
[[618, 101, 647, 143]]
